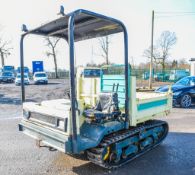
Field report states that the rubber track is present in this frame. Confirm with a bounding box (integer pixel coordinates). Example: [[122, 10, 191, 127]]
[[87, 120, 169, 169]]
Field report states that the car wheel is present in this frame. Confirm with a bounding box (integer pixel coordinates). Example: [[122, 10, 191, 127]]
[[180, 94, 192, 108]]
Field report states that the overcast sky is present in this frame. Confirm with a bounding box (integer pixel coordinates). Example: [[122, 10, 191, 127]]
[[0, 0, 195, 71]]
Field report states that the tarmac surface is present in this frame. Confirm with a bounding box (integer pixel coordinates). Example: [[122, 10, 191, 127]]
[[0, 80, 195, 175]]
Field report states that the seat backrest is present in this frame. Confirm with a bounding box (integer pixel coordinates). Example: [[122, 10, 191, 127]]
[[95, 92, 119, 113]]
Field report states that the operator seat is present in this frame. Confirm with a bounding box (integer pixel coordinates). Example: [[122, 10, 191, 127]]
[[83, 84, 121, 122]]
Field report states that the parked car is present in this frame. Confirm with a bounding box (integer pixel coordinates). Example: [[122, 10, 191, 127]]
[[169, 70, 190, 82], [0, 71, 15, 83], [33, 72, 48, 84], [155, 76, 195, 108], [15, 74, 30, 86]]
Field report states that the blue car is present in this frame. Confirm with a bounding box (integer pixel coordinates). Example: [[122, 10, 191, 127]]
[[0, 71, 15, 83], [155, 76, 195, 108]]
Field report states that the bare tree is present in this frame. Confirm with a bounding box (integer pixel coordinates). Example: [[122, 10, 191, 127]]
[[143, 31, 177, 71], [0, 37, 12, 67], [45, 37, 60, 78], [98, 36, 111, 65], [143, 46, 160, 69], [157, 31, 177, 70]]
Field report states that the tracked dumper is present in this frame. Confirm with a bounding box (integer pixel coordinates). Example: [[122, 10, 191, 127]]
[[19, 8, 172, 169]]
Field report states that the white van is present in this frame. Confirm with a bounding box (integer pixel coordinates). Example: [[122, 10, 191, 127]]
[[33, 72, 48, 84]]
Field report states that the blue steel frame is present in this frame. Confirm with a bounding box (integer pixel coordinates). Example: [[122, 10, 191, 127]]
[[20, 9, 129, 153]]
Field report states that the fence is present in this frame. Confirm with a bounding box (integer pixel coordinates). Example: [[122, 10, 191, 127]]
[[46, 68, 190, 83], [46, 71, 69, 79], [131, 68, 190, 82]]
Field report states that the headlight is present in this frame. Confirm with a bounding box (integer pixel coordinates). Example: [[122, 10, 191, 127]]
[[23, 110, 30, 119], [173, 91, 182, 96]]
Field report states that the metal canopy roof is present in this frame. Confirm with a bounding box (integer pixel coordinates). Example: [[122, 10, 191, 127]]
[[28, 9, 124, 42]]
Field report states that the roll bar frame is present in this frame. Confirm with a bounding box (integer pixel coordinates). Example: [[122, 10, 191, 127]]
[[20, 9, 129, 153]]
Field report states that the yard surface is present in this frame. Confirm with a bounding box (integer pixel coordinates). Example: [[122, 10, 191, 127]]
[[0, 80, 194, 175]]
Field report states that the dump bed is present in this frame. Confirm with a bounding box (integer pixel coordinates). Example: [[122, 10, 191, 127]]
[[100, 74, 172, 126], [134, 91, 171, 123]]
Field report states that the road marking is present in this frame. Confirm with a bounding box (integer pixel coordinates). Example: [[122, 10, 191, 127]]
[[0, 116, 22, 121]]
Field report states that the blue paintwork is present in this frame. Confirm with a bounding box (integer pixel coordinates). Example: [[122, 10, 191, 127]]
[[76, 121, 125, 153], [69, 120, 163, 154], [156, 76, 195, 107], [113, 136, 139, 161], [137, 99, 168, 111], [139, 126, 163, 139], [104, 126, 163, 160], [123, 145, 138, 157], [140, 137, 153, 148]]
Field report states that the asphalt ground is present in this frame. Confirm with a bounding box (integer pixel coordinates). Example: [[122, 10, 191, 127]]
[[0, 80, 194, 175]]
